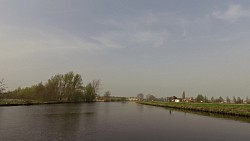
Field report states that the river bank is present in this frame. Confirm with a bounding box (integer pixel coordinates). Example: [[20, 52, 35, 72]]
[[0, 99, 79, 106], [0, 98, 128, 106], [138, 101, 250, 117]]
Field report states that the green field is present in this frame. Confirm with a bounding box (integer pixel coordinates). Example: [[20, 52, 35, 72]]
[[138, 101, 250, 117], [0, 99, 71, 106]]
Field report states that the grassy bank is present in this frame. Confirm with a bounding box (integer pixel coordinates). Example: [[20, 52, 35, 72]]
[[0, 99, 76, 106], [138, 101, 250, 117]]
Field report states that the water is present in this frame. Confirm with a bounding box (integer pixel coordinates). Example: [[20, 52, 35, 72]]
[[0, 102, 250, 141]]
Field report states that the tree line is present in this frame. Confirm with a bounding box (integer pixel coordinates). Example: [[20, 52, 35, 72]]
[[137, 93, 250, 104], [0, 79, 6, 96], [1, 72, 100, 102], [195, 94, 250, 104]]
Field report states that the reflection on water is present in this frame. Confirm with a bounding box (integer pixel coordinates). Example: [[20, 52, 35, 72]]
[[166, 107, 250, 123], [0, 102, 250, 141], [169, 110, 174, 115]]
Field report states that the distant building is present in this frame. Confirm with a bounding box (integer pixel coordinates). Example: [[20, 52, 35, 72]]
[[166, 95, 193, 103], [128, 97, 138, 101], [166, 96, 178, 102], [174, 99, 181, 102], [182, 97, 194, 102]]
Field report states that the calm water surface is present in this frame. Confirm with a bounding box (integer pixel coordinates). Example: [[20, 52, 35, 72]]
[[0, 102, 250, 141]]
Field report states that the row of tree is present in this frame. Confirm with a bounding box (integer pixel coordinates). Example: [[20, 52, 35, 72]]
[[195, 94, 250, 104], [1, 72, 100, 102], [136, 93, 250, 104], [0, 79, 6, 96], [137, 93, 158, 101]]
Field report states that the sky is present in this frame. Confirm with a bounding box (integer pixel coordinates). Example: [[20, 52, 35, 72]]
[[1, 0, 250, 98]]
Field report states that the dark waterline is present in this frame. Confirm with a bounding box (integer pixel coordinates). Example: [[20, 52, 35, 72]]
[[0, 102, 250, 141]]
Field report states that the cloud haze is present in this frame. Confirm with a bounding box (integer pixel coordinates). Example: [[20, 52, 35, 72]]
[[212, 4, 250, 22], [1, 0, 250, 98]]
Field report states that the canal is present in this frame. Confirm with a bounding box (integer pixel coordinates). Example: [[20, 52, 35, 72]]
[[0, 102, 250, 141]]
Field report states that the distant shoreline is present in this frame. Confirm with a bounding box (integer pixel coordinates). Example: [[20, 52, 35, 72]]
[[0, 100, 79, 106], [0, 99, 128, 107], [138, 101, 250, 117]]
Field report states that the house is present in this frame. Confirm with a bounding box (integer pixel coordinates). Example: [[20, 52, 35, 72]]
[[166, 95, 193, 103], [166, 96, 178, 102], [128, 97, 138, 101], [182, 97, 193, 102], [174, 99, 181, 102]]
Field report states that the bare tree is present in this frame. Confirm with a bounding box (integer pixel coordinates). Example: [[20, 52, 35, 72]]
[[246, 97, 250, 104], [104, 91, 111, 98], [0, 79, 6, 94], [204, 95, 208, 103], [219, 96, 224, 103], [233, 96, 236, 103], [91, 80, 101, 95], [226, 96, 230, 103], [0, 79, 7, 99], [137, 93, 144, 101], [236, 97, 243, 104], [146, 94, 156, 101], [211, 97, 215, 103]]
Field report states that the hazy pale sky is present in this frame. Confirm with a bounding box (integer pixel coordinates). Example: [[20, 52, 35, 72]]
[[1, 0, 250, 98]]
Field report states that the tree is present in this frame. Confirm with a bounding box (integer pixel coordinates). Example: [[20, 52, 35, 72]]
[[226, 96, 230, 103], [157, 97, 165, 102], [91, 80, 101, 96], [83, 83, 96, 102], [236, 97, 243, 104], [146, 94, 156, 101], [82, 80, 100, 102], [137, 93, 144, 101], [104, 91, 111, 98], [211, 97, 214, 103], [32, 82, 46, 100], [219, 96, 224, 103], [0, 79, 7, 97], [195, 94, 204, 103], [204, 95, 208, 103], [233, 96, 237, 103], [246, 97, 250, 104], [46, 74, 64, 101], [182, 91, 185, 99], [63, 72, 83, 101], [45, 72, 84, 101]]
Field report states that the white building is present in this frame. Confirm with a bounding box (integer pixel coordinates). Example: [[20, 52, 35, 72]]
[[128, 97, 138, 101]]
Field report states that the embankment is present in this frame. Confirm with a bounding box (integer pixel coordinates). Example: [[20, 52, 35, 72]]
[[138, 101, 250, 117], [0, 99, 76, 106]]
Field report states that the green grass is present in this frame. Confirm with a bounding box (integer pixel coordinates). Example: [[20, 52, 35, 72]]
[[138, 101, 250, 117], [0, 99, 71, 106]]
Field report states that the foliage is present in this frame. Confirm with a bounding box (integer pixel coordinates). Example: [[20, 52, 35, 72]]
[[83, 83, 99, 102], [233, 96, 237, 103], [91, 80, 101, 95], [246, 97, 250, 104], [211, 97, 215, 103], [82, 80, 100, 102], [104, 91, 111, 98], [146, 94, 156, 101], [139, 101, 250, 117], [226, 96, 230, 103], [137, 93, 144, 101], [204, 95, 209, 103], [195, 94, 204, 103], [212, 96, 224, 103], [0, 79, 7, 97], [2, 72, 100, 102], [182, 91, 185, 99], [236, 97, 243, 104]]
